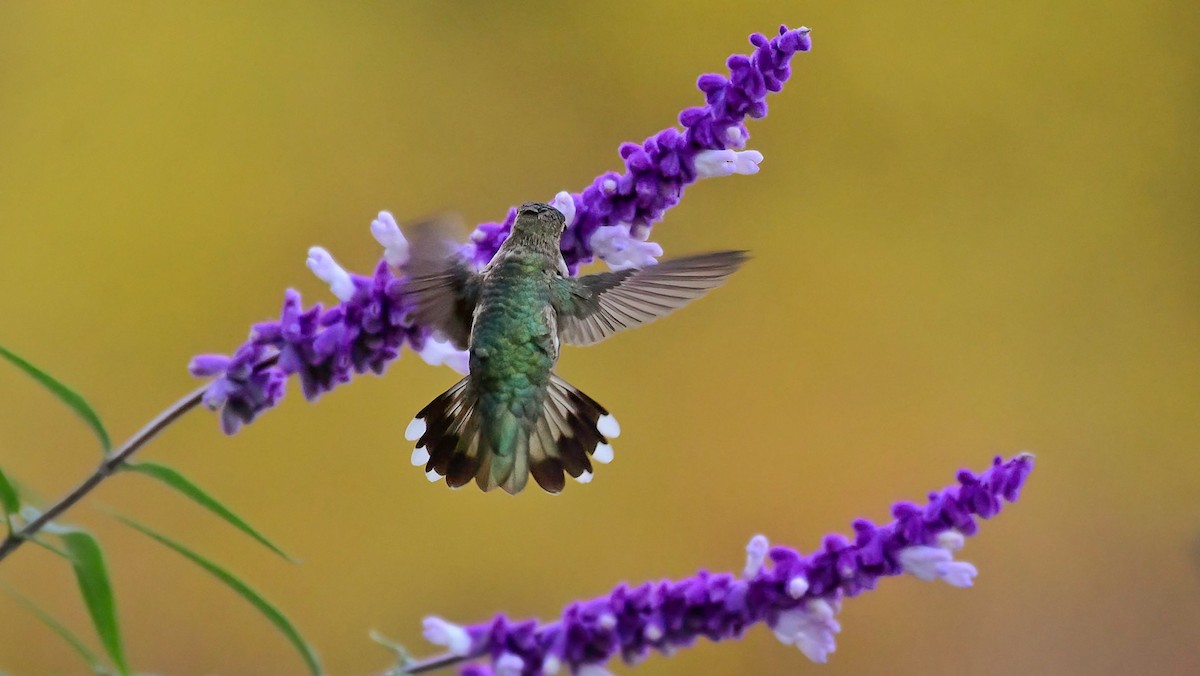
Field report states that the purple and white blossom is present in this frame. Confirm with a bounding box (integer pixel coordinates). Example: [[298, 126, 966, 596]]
[[372, 211, 411, 269], [188, 261, 428, 433], [589, 224, 663, 272], [464, 26, 807, 273], [306, 247, 356, 303], [190, 25, 812, 433], [405, 454, 1034, 674], [413, 336, 471, 376]]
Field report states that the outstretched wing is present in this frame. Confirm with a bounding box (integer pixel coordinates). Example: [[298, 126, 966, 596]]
[[403, 216, 481, 350], [552, 250, 748, 346]]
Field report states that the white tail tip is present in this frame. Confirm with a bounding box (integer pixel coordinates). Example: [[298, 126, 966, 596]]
[[425, 469, 442, 483], [574, 470, 594, 484], [411, 446, 430, 467], [593, 442, 614, 464], [405, 417, 427, 442], [597, 414, 621, 438]]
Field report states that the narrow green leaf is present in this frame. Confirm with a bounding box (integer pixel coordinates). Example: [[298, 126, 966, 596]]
[[114, 515, 322, 676], [0, 466, 20, 524], [0, 343, 111, 452], [123, 462, 296, 563], [0, 582, 108, 674], [57, 529, 128, 676], [29, 534, 73, 559]]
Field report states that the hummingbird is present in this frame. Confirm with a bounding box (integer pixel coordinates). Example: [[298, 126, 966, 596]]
[[402, 202, 747, 494]]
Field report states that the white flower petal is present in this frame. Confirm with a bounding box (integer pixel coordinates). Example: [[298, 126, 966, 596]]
[[306, 246, 356, 302], [371, 211, 410, 268], [694, 148, 764, 178], [772, 599, 841, 664], [899, 545, 978, 587], [421, 616, 472, 655], [417, 336, 470, 375], [898, 546, 951, 581], [935, 560, 978, 588], [744, 534, 770, 578], [936, 530, 965, 552], [549, 191, 577, 227], [589, 224, 662, 271]]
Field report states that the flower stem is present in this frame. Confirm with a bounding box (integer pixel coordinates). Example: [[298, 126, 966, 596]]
[[402, 651, 479, 674], [0, 355, 278, 564]]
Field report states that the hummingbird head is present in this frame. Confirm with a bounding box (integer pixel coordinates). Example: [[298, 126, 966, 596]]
[[510, 202, 566, 250]]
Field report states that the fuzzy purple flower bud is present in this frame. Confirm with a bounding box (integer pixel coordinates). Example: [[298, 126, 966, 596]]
[[191, 24, 811, 433], [406, 454, 1033, 674], [189, 343, 285, 435]]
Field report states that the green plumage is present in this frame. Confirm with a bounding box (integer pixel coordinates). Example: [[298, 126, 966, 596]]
[[470, 252, 557, 459], [402, 201, 747, 494]]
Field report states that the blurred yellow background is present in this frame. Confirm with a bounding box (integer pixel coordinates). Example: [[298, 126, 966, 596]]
[[1, 2, 1197, 675]]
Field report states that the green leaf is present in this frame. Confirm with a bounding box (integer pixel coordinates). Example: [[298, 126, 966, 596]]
[[123, 461, 296, 563], [0, 582, 108, 674], [114, 515, 322, 676], [0, 343, 111, 453], [0, 466, 20, 526], [57, 529, 128, 676]]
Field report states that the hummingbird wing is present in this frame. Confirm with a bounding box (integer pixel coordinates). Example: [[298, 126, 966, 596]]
[[403, 215, 482, 350], [552, 250, 748, 346]]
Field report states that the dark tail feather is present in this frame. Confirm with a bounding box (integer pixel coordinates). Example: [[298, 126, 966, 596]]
[[406, 374, 621, 494], [526, 374, 620, 493], [406, 376, 484, 490]]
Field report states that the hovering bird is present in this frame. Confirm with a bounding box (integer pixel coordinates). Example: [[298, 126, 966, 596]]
[[403, 202, 747, 494]]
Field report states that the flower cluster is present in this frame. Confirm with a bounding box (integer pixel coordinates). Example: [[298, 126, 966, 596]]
[[190, 246, 430, 434], [189, 25, 811, 433], [466, 25, 809, 273], [408, 454, 1034, 674]]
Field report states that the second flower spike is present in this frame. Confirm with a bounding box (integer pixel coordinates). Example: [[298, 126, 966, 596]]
[[401, 202, 748, 494]]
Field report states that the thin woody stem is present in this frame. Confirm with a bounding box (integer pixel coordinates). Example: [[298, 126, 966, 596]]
[[0, 355, 279, 564], [1, 352, 476, 675], [402, 651, 482, 674]]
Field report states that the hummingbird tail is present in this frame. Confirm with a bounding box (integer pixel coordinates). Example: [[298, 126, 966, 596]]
[[404, 374, 621, 495], [525, 374, 621, 493], [405, 375, 486, 490]]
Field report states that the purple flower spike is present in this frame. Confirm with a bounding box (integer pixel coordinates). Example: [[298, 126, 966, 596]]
[[411, 454, 1034, 674], [464, 25, 812, 273], [191, 25, 811, 433], [191, 255, 432, 433]]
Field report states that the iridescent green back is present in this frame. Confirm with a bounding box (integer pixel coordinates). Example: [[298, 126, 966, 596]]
[[470, 252, 557, 458]]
